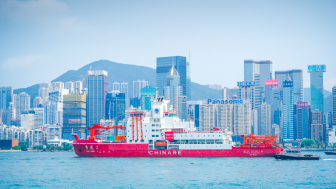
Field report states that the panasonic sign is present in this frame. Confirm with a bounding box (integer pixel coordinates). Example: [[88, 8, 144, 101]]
[[207, 99, 245, 104]]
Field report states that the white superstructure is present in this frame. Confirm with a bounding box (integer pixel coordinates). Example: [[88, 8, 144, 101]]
[[126, 99, 233, 150]]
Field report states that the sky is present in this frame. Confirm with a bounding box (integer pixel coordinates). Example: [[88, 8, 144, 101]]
[[0, 0, 335, 91]]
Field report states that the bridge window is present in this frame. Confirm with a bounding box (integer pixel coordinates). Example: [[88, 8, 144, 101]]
[[206, 139, 214, 144], [215, 139, 223, 144], [149, 140, 153, 144], [181, 140, 188, 144], [189, 140, 197, 144], [198, 139, 205, 144]]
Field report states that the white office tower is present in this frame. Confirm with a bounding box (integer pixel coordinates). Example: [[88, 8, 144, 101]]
[[33, 108, 44, 129], [15, 92, 30, 117], [198, 104, 216, 131], [113, 82, 121, 91], [222, 87, 239, 100], [133, 80, 148, 98], [44, 89, 69, 126], [74, 81, 83, 94], [51, 82, 64, 91], [5, 102, 16, 125], [33, 97, 43, 108], [216, 103, 252, 135], [38, 83, 51, 104], [65, 82, 75, 94], [121, 82, 129, 99], [252, 109, 258, 135], [21, 113, 34, 130], [259, 102, 271, 136]]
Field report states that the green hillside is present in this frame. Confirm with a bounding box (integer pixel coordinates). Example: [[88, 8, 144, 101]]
[[13, 60, 221, 103]]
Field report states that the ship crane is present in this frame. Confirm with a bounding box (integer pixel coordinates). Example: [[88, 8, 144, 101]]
[[72, 123, 126, 140], [240, 134, 278, 147], [87, 123, 126, 140]]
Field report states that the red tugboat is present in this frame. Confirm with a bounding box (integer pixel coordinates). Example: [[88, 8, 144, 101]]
[[73, 99, 283, 157]]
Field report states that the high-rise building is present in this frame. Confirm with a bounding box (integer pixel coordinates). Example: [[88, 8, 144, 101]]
[[296, 102, 311, 139], [87, 70, 108, 128], [265, 83, 281, 126], [164, 66, 182, 111], [259, 102, 271, 136], [156, 56, 191, 100], [121, 82, 128, 99], [309, 65, 326, 112], [282, 79, 294, 140], [222, 87, 239, 100], [51, 82, 64, 91], [332, 86, 336, 126], [197, 104, 216, 131], [233, 103, 252, 135], [65, 81, 75, 94], [140, 86, 157, 111], [15, 92, 30, 116], [113, 82, 121, 92], [238, 81, 255, 109], [275, 69, 303, 103], [38, 82, 51, 104], [33, 97, 43, 108], [74, 81, 83, 95], [0, 86, 13, 110], [187, 101, 203, 122], [133, 80, 148, 98], [311, 109, 324, 142], [244, 60, 272, 110], [5, 102, 16, 126], [105, 92, 125, 123], [63, 94, 86, 140]]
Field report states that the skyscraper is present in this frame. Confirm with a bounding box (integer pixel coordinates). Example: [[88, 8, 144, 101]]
[[222, 87, 240, 100], [140, 86, 157, 111], [105, 92, 125, 123], [309, 65, 326, 112], [311, 109, 324, 142], [113, 82, 121, 92], [275, 69, 303, 103], [0, 87, 13, 110], [296, 102, 311, 139], [65, 81, 75, 94], [265, 84, 281, 126], [74, 81, 83, 94], [15, 92, 30, 116], [164, 66, 183, 112], [259, 102, 271, 136], [238, 81, 255, 109], [121, 82, 128, 99], [244, 60, 272, 110], [33, 97, 43, 108], [133, 80, 148, 98], [333, 86, 336, 126], [282, 79, 294, 140], [63, 94, 87, 140], [87, 70, 109, 128], [156, 56, 191, 100]]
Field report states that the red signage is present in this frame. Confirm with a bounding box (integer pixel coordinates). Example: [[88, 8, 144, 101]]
[[297, 102, 309, 108], [165, 132, 174, 141], [266, 80, 278, 85]]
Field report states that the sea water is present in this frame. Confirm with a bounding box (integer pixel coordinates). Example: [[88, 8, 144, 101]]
[[1, 151, 336, 188]]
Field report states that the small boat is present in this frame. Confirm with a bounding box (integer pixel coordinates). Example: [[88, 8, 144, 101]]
[[325, 151, 336, 155], [273, 150, 320, 160]]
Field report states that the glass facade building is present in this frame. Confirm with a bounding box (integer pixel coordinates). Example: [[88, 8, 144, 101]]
[[244, 60, 272, 110], [105, 92, 125, 123], [62, 94, 86, 140], [265, 85, 281, 126], [0, 87, 13, 110], [275, 69, 303, 103], [87, 70, 109, 129], [310, 72, 324, 112], [283, 80, 294, 140], [156, 56, 191, 100], [333, 86, 336, 126], [140, 86, 157, 111], [296, 103, 311, 139]]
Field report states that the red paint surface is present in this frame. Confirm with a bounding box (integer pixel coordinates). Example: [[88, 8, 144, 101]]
[[73, 140, 283, 157], [165, 132, 174, 141]]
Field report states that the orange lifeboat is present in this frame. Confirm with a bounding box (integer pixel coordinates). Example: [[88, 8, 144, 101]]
[[155, 141, 167, 146]]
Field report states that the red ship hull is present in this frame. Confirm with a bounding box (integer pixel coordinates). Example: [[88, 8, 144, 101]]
[[73, 140, 283, 157]]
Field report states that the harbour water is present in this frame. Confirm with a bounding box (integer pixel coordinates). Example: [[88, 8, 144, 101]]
[[1, 151, 336, 188]]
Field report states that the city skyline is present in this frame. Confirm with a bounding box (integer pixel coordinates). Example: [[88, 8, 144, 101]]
[[0, 0, 335, 91]]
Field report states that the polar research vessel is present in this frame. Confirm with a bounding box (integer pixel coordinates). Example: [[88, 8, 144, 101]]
[[72, 99, 283, 157]]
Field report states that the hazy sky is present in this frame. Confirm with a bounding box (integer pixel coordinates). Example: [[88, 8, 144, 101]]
[[1, 0, 335, 90]]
